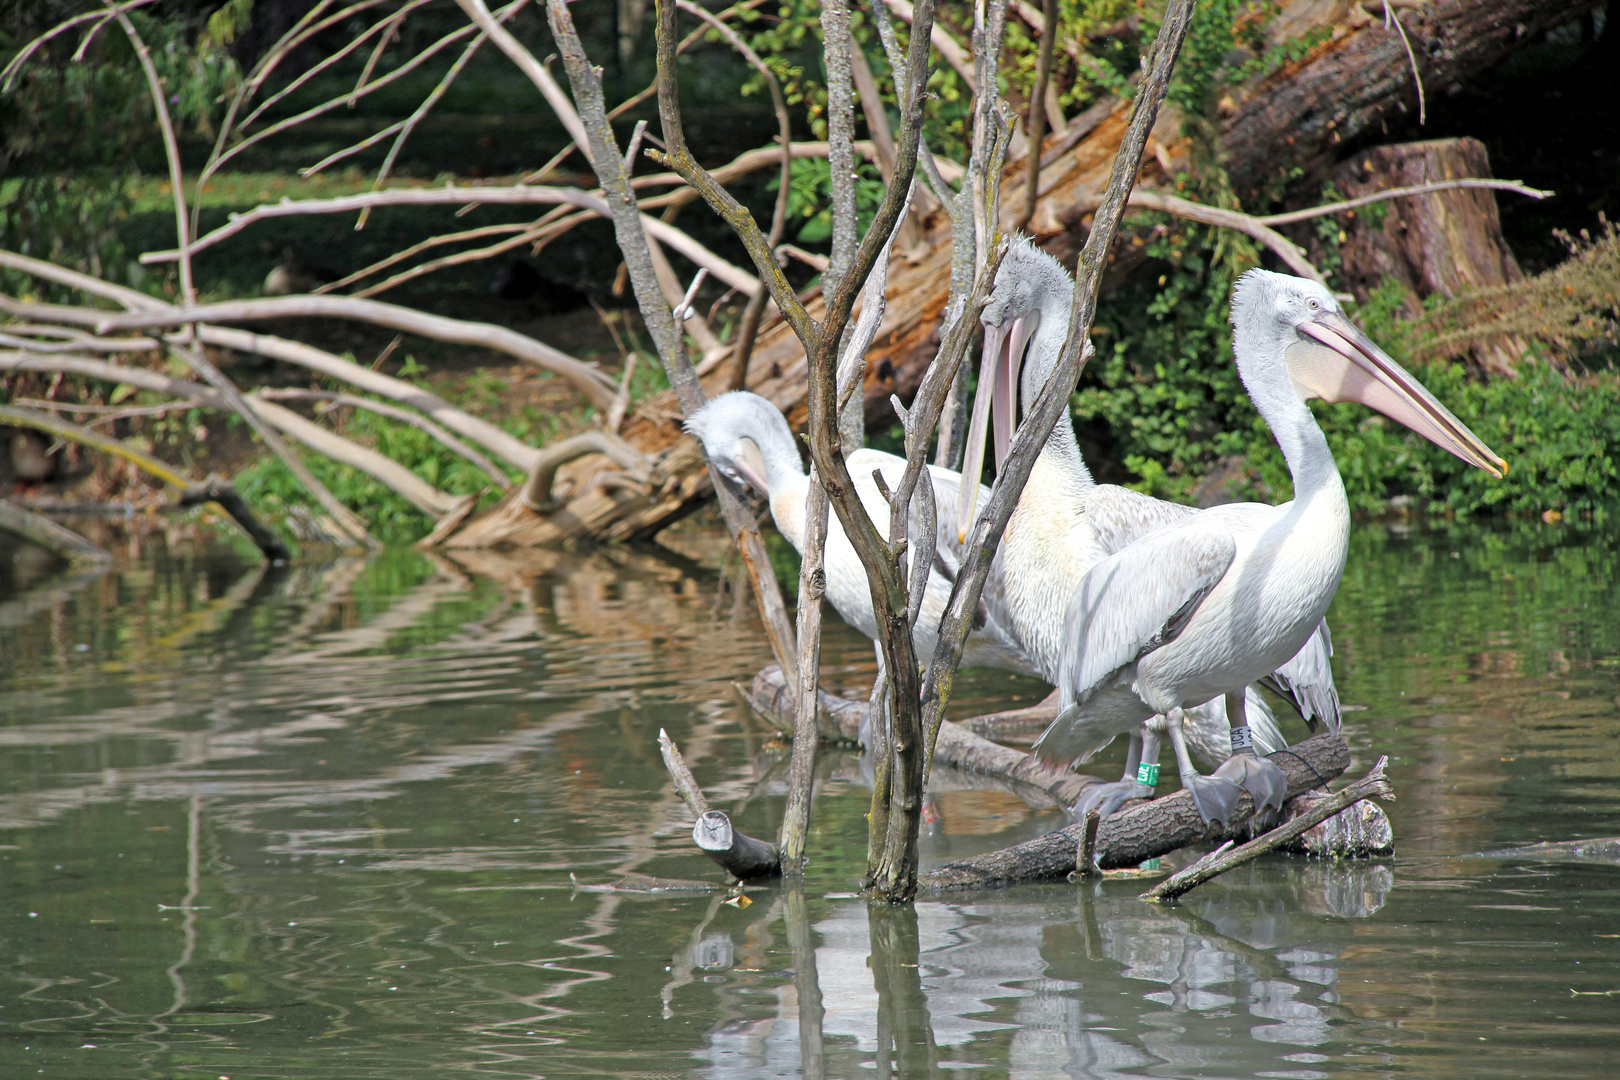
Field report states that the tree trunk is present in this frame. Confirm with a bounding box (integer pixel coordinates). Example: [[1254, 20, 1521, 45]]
[[1319, 137, 1527, 373], [448, 0, 1600, 547]]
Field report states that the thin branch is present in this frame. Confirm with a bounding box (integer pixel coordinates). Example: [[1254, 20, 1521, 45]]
[[456, 0, 593, 162], [140, 184, 762, 298], [518, 430, 653, 510], [1142, 756, 1395, 902], [1015, 0, 1059, 232], [554, 0, 800, 685], [94, 294, 621, 413], [1254, 177, 1552, 225], [0, 250, 542, 471], [0, 500, 111, 562], [884, 0, 976, 88], [920, 0, 1199, 783], [110, 7, 195, 305]]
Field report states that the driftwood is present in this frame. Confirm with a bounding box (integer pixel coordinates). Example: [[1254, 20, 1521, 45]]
[[0, 404, 289, 561], [923, 732, 1352, 889], [658, 728, 781, 880], [473, 0, 1597, 550], [1143, 756, 1395, 902], [0, 499, 110, 562]]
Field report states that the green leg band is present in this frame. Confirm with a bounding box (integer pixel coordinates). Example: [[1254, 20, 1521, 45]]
[[1136, 761, 1160, 787]]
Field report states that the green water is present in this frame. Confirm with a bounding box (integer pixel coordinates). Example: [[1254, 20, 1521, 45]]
[[1, 517, 1617, 1079]]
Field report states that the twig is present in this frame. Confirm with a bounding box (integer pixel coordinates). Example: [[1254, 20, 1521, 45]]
[[1015, 0, 1058, 232], [139, 185, 763, 298], [109, 7, 195, 306], [1383, 0, 1426, 125], [883, 0, 976, 89], [658, 727, 711, 817], [456, 0, 593, 159], [1254, 177, 1552, 226], [554, 0, 800, 684], [1142, 756, 1395, 902], [920, 0, 1198, 784]]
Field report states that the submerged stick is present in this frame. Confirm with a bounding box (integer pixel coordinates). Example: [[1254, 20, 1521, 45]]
[[1142, 756, 1395, 903]]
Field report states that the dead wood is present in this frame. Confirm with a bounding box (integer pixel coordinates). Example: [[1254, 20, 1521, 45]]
[[0, 404, 289, 561], [474, 0, 1595, 550], [660, 727, 781, 881], [1142, 756, 1394, 902], [1323, 137, 1527, 372], [1271, 784, 1395, 857], [0, 500, 110, 562], [922, 731, 1352, 889], [748, 665, 1104, 811]]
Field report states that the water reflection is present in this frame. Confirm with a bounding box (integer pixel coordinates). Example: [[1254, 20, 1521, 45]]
[[0, 519, 1617, 1079], [687, 863, 1390, 1080]]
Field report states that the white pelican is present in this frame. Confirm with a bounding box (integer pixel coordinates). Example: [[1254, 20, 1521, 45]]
[[1027, 267, 1506, 823], [684, 391, 1033, 674], [956, 238, 1331, 819]]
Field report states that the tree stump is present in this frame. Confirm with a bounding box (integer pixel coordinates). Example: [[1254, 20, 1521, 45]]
[[1326, 137, 1526, 373]]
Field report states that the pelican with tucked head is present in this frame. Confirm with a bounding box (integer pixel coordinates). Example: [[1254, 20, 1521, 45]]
[[1026, 267, 1505, 823], [684, 391, 1033, 675]]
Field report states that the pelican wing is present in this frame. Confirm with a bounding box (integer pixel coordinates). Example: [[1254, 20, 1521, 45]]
[[1083, 483, 1197, 555], [1057, 520, 1237, 707], [1263, 619, 1342, 733]]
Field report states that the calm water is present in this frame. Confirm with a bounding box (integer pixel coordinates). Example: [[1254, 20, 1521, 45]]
[[0, 516, 1617, 1079]]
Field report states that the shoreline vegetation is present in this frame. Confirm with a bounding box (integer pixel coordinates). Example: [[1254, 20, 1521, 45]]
[[0, 0, 1614, 554]]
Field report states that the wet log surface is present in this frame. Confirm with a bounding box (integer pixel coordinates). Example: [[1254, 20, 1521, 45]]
[[746, 664, 1103, 811], [923, 732, 1351, 889], [458, 0, 1598, 548]]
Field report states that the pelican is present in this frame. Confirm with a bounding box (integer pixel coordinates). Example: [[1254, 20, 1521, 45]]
[[1025, 267, 1505, 824], [956, 239, 1331, 819], [684, 391, 1033, 675]]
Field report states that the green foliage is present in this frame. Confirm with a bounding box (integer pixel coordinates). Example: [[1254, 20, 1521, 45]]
[[999, 0, 1133, 113], [232, 404, 510, 544], [1, 9, 242, 299], [768, 155, 887, 244]]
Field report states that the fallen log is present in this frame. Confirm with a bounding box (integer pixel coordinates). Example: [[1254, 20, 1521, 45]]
[[746, 664, 1103, 811], [1142, 755, 1394, 902], [467, 0, 1597, 548], [922, 731, 1352, 889]]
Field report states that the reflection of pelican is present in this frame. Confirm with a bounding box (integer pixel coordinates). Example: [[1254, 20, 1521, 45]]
[[685, 391, 1032, 674], [1030, 268, 1505, 823], [957, 240, 1328, 817]]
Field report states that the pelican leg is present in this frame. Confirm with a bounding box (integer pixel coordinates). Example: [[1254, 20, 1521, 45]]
[[1072, 724, 1160, 819], [1167, 706, 1244, 825], [1210, 690, 1289, 814]]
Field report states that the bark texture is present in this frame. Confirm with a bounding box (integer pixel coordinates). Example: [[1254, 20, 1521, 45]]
[[922, 732, 1352, 888], [1322, 137, 1526, 372]]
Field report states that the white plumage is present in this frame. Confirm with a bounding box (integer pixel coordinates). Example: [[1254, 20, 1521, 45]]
[[1032, 266, 1505, 823]]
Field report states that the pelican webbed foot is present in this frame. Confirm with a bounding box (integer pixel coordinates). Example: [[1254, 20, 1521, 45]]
[[1166, 705, 1249, 826], [1072, 777, 1156, 820], [1211, 752, 1289, 816]]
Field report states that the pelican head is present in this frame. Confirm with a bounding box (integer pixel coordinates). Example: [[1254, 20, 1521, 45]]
[[957, 238, 1075, 540], [684, 390, 804, 497], [1232, 269, 1507, 478]]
